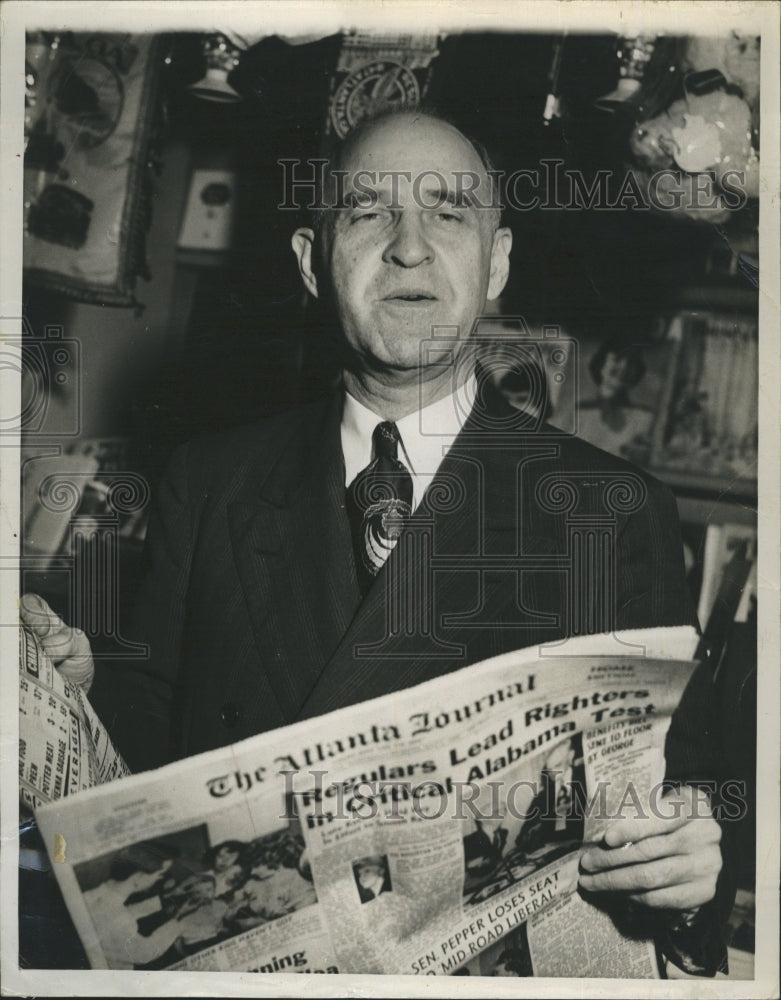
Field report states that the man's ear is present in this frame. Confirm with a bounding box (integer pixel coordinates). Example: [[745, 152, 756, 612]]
[[291, 227, 319, 299], [486, 227, 513, 301]]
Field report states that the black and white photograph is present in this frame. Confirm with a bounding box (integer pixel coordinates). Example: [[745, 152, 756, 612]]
[[1, 1, 778, 996], [68, 816, 316, 970], [461, 734, 587, 906], [480, 924, 535, 977], [352, 855, 393, 904]]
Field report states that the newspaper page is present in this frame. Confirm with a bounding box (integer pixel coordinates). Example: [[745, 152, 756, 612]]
[[19, 624, 130, 811], [34, 626, 699, 977]]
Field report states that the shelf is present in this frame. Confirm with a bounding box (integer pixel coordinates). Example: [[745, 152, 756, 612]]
[[675, 494, 757, 527], [648, 466, 757, 503], [649, 465, 757, 526], [674, 284, 758, 313]]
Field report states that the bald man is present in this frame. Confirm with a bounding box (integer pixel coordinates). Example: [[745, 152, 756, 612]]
[[23, 110, 730, 973]]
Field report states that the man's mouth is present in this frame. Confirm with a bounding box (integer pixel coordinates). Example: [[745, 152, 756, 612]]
[[383, 291, 438, 303]]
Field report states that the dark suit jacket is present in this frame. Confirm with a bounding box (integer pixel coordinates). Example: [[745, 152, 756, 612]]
[[95, 387, 735, 971], [99, 389, 710, 774]]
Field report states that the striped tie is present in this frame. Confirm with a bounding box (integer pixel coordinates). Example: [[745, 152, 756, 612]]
[[346, 421, 414, 594]]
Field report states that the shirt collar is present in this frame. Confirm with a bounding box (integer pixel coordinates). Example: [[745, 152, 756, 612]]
[[341, 376, 476, 487]]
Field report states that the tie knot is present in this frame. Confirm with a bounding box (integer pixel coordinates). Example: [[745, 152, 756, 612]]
[[373, 421, 401, 461]]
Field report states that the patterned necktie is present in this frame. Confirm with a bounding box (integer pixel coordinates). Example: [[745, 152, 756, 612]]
[[346, 421, 414, 593]]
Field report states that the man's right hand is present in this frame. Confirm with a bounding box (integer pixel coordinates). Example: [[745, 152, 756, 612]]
[[20, 593, 95, 693]]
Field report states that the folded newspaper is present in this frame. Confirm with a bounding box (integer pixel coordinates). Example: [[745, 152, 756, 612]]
[[23, 625, 700, 977], [19, 625, 130, 811]]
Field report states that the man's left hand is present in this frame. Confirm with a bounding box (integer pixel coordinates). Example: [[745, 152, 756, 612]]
[[20, 592, 95, 694], [578, 785, 722, 912]]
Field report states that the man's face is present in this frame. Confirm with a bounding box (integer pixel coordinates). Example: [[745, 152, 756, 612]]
[[214, 845, 239, 871], [306, 115, 511, 379], [358, 863, 382, 887]]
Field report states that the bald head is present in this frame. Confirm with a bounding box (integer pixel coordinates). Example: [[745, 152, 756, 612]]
[[314, 110, 502, 249]]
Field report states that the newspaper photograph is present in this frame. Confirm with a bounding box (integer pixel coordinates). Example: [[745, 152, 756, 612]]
[[34, 626, 699, 976]]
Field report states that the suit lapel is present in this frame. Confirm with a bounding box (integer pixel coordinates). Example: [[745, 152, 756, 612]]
[[228, 393, 362, 721], [295, 394, 552, 720]]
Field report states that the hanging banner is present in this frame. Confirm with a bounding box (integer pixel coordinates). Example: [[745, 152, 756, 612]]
[[23, 32, 161, 306], [327, 32, 441, 139]]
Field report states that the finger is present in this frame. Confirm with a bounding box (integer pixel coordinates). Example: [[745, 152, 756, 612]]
[[19, 593, 62, 637], [579, 855, 692, 895], [625, 879, 718, 910], [582, 819, 720, 872], [57, 654, 95, 693], [39, 625, 91, 662], [37, 625, 95, 692], [603, 788, 713, 846], [581, 828, 687, 871]]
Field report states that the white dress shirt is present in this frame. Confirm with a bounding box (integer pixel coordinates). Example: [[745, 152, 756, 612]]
[[341, 377, 476, 511]]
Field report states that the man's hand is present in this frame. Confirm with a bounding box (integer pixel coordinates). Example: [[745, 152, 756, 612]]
[[20, 592, 94, 694], [578, 785, 722, 912]]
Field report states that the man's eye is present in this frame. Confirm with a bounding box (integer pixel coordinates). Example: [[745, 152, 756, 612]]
[[435, 211, 462, 223], [352, 211, 382, 224]]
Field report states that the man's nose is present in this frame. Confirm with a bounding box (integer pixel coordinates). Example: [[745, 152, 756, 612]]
[[382, 213, 434, 267]]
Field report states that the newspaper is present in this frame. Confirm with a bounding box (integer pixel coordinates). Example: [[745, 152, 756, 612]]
[[19, 625, 130, 811], [32, 626, 699, 977]]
